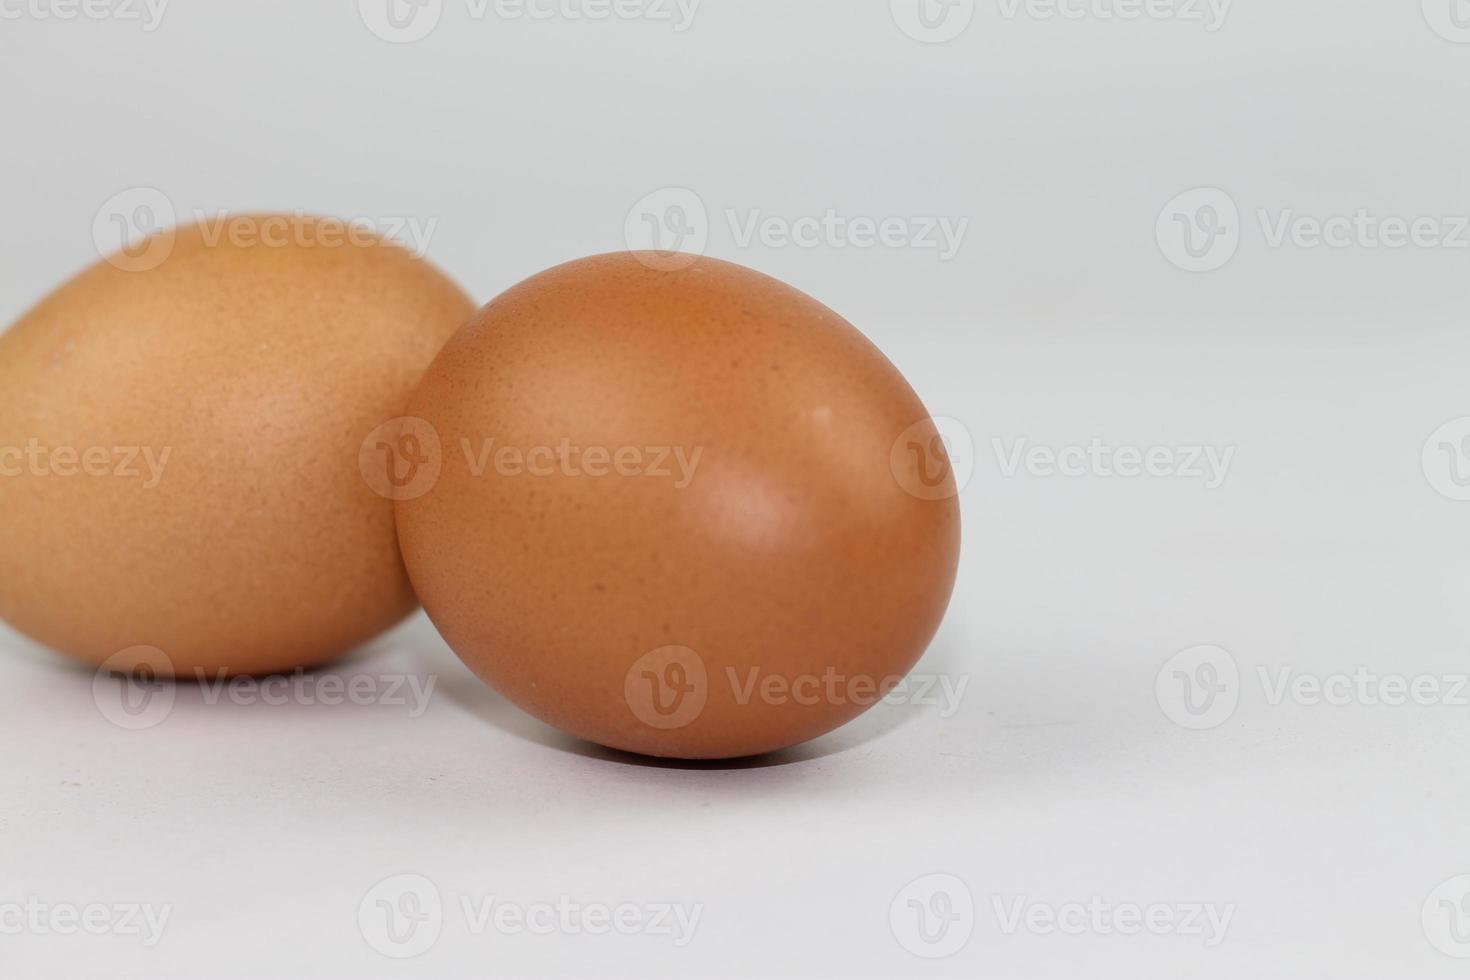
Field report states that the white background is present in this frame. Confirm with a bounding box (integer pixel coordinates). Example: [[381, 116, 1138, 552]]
[[4, 1, 1470, 977]]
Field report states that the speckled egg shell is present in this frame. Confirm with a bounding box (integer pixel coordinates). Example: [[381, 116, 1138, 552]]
[[0, 217, 476, 677], [396, 252, 961, 759]]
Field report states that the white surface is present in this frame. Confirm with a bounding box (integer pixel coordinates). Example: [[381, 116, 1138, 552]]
[[4, 2, 1470, 977]]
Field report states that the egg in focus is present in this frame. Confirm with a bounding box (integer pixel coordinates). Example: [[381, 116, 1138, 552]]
[[395, 252, 961, 759]]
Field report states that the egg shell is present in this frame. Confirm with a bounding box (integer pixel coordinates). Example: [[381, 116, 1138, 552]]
[[0, 216, 476, 677], [396, 252, 961, 758]]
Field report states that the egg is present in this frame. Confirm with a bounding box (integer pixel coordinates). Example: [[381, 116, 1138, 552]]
[[396, 252, 961, 758], [0, 216, 476, 677]]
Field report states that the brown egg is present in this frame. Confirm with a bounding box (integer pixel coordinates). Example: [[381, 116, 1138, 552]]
[[396, 252, 961, 758], [0, 216, 476, 677]]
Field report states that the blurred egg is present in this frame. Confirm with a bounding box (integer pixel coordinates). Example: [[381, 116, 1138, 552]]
[[0, 216, 476, 677], [396, 252, 961, 758]]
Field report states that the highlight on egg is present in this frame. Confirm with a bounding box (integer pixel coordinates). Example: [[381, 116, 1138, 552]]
[[0, 215, 476, 678], [394, 252, 961, 759]]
